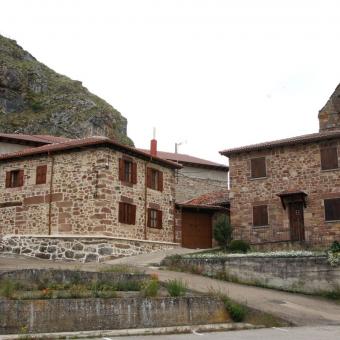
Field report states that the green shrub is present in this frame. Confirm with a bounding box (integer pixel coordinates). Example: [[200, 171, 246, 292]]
[[229, 239, 250, 253], [166, 279, 187, 297], [330, 240, 340, 252], [223, 297, 246, 322], [141, 279, 159, 297], [0, 280, 17, 298], [213, 215, 232, 249]]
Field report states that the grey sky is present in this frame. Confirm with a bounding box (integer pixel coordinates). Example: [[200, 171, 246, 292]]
[[1, 0, 340, 164]]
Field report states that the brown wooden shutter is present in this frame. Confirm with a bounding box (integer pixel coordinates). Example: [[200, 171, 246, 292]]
[[119, 159, 125, 181], [147, 208, 151, 228], [119, 202, 124, 223], [251, 157, 266, 178], [36, 165, 47, 184], [157, 210, 163, 228], [132, 162, 137, 184], [18, 170, 24, 187], [5, 171, 11, 188], [130, 204, 136, 225], [158, 171, 163, 192], [253, 205, 268, 226], [321, 147, 338, 170], [146, 167, 152, 188]]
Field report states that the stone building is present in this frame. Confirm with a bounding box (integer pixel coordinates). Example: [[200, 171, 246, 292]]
[[140, 140, 228, 202], [0, 136, 181, 261], [220, 84, 340, 247]]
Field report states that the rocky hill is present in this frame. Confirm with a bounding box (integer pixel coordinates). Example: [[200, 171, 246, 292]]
[[0, 35, 133, 145]]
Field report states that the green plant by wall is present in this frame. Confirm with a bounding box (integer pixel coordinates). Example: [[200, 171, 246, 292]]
[[327, 240, 340, 266], [141, 279, 159, 297], [166, 279, 188, 297], [229, 239, 250, 253], [213, 214, 232, 249], [222, 297, 246, 322]]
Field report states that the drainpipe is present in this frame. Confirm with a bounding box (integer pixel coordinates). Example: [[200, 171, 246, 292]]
[[48, 152, 55, 235], [144, 161, 148, 240]]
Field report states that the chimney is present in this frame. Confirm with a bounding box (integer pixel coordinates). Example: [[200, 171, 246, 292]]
[[150, 127, 157, 157], [319, 83, 340, 132]]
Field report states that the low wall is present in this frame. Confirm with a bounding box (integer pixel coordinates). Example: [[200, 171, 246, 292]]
[[0, 296, 229, 334], [0, 269, 148, 287], [0, 235, 179, 262], [164, 255, 340, 294]]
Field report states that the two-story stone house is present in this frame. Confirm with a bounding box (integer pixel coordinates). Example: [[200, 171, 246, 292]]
[[220, 84, 340, 246], [0, 136, 181, 261]]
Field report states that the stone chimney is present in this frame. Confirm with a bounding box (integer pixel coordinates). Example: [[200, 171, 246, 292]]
[[150, 127, 157, 157], [319, 83, 340, 132]]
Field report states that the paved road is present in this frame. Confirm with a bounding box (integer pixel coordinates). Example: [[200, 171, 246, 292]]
[[94, 326, 340, 340]]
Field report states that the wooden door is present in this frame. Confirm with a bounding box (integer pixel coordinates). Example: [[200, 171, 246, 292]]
[[288, 202, 305, 241], [181, 211, 212, 249]]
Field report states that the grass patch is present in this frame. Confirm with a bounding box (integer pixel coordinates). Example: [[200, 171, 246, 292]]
[[100, 264, 142, 274], [141, 279, 159, 297], [166, 279, 187, 297]]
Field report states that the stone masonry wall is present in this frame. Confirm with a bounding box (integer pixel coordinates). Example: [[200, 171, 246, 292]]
[[163, 256, 340, 294], [229, 140, 340, 245], [0, 235, 179, 262], [176, 170, 227, 202], [0, 146, 176, 244]]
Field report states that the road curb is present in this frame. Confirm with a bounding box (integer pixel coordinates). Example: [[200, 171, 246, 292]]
[[0, 322, 263, 339]]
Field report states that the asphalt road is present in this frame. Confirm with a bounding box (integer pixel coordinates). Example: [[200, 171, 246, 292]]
[[96, 326, 340, 340]]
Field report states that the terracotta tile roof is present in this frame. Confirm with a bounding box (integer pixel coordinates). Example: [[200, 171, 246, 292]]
[[139, 149, 228, 171], [180, 189, 229, 206], [0, 136, 182, 169], [0, 133, 71, 145], [220, 130, 340, 156]]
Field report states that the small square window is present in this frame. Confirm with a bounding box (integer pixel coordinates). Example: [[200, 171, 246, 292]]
[[5, 170, 24, 188], [251, 157, 266, 178], [320, 147, 338, 170], [253, 205, 268, 227], [324, 198, 340, 221]]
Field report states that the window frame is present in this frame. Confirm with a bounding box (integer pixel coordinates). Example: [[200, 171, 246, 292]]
[[250, 157, 267, 179], [147, 167, 163, 192], [252, 204, 269, 227], [123, 160, 133, 183], [324, 198, 340, 222], [5, 169, 24, 188], [147, 208, 163, 229], [36, 165, 47, 185]]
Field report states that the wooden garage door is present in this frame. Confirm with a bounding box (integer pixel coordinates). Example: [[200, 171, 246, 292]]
[[182, 211, 212, 249]]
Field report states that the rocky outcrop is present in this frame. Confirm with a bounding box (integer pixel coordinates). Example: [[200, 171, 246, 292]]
[[319, 83, 340, 132], [0, 35, 133, 145]]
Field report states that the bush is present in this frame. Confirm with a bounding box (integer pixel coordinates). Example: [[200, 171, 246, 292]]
[[213, 214, 232, 249], [166, 279, 187, 297], [229, 239, 250, 253], [223, 297, 246, 322], [141, 279, 159, 297]]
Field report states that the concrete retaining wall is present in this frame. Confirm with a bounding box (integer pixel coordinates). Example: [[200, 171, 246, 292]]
[[0, 235, 179, 262], [164, 255, 340, 294], [0, 296, 229, 334]]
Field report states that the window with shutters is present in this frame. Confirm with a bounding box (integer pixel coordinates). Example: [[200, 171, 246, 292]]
[[251, 157, 267, 178], [36, 165, 47, 184], [118, 202, 136, 225], [320, 147, 338, 170], [253, 205, 269, 227], [324, 198, 340, 221], [148, 208, 162, 229], [147, 168, 163, 191], [119, 158, 137, 185], [5, 170, 24, 188]]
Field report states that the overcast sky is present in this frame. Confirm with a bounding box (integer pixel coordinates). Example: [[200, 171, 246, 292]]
[[1, 0, 340, 164]]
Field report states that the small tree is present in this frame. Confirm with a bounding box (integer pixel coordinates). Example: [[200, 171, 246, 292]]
[[213, 214, 232, 249]]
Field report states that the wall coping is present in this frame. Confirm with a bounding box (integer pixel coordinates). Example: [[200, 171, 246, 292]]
[[2, 234, 180, 246], [182, 255, 328, 260]]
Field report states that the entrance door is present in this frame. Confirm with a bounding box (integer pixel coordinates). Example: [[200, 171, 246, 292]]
[[288, 202, 305, 241], [182, 211, 212, 249]]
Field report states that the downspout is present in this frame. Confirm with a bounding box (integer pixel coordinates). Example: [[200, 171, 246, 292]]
[[48, 152, 55, 235], [144, 161, 148, 240]]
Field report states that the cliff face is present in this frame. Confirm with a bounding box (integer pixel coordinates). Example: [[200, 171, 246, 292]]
[[0, 35, 133, 145], [319, 83, 340, 132]]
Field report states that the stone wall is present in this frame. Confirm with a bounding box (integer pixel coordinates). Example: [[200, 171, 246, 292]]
[[0, 146, 176, 243], [229, 140, 340, 245], [0, 296, 229, 334], [163, 255, 340, 294], [176, 168, 227, 202], [0, 235, 179, 262]]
